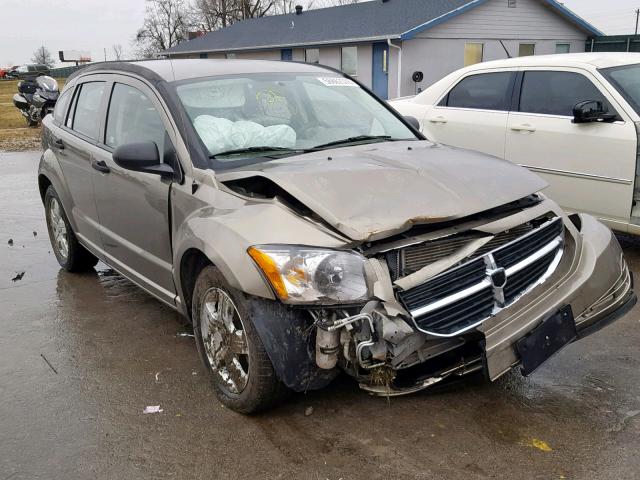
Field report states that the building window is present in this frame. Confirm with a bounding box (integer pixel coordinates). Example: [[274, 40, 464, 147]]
[[199, 53, 208, 59], [519, 43, 535, 57], [305, 48, 320, 64], [464, 43, 484, 67], [225, 53, 237, 59], [341, 46, 358, 76], [556, 43, 570, 54], [507, 0, 516, 7]]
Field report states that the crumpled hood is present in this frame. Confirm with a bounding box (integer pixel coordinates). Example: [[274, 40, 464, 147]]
[[217, 141, 547, 242]]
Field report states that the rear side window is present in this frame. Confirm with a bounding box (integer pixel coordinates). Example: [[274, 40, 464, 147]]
[[440, 72, 514, 111], [105, 83, 167, 151], [519, 71, 614, 117], [70, 82, 106, 140], [53, 87, 73, 124]]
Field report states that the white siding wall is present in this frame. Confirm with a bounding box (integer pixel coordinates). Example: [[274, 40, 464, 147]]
[[395, 0, 588, 96], [423, 0, 587, 40]]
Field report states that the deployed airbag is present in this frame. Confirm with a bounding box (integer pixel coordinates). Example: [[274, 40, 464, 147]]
[[194, 115, 296, 156]]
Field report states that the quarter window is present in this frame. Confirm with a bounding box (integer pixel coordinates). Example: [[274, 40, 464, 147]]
[[464, 43, 484, 67], [70, 82, 106, 140], [441, 72, 514, 111], [53, 87, 73, 124], [519, 71, 614, 117], [105, 83, 166, 153], [519, 43, 535, 57], [305, 49, 320, 64], [341, 46, 358, 76]]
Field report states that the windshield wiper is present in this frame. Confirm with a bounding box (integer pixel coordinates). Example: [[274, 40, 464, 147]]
[[211, 146, 316, 159], [312, 135, 398, 150]]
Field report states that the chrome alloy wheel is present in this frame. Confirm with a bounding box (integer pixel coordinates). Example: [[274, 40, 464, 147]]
[[48, 197, 69, 261], [200, 288, 250, 394]]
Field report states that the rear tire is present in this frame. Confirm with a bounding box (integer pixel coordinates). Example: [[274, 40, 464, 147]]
[[192, 265, 289, 413], [44, 186, 98, 272]]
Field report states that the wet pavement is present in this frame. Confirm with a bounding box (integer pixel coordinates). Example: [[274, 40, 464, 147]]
[[2, 150, 640, 479]]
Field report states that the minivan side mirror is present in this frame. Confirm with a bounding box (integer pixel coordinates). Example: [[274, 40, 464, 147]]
[[404, 115, 421, 130], [572, 100, 617, 124], [112, 141, 175, 179]]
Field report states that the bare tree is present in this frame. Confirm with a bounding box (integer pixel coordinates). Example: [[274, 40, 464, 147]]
[[191, 0, 236, 30], [31, 46, 55, 67], [112, 44, 124, 60], [135, 0, 188, 57]]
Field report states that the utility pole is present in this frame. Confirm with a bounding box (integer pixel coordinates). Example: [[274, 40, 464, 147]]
[[635, 9, 639, 36]]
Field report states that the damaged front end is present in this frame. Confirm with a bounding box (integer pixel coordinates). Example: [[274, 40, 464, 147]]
[[301, 195, 634, 396]]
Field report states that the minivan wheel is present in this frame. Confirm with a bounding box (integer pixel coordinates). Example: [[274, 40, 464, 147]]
[[192, 265, 288, 413], [44, 186, 98, 272]]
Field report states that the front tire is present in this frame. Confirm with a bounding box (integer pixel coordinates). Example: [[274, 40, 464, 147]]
[[44, 186, 98, 272], [192, 265, 288, 413]]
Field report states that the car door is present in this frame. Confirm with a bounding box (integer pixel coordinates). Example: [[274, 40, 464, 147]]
[[505, 69, 637, 229], [91, 75, 178, 304], [53, 79, 108, 253], [423, 71, 516, 158]]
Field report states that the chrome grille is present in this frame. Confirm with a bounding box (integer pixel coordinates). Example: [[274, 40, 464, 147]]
[[398, 223, 534, 276], [397, 217, 564, 337]]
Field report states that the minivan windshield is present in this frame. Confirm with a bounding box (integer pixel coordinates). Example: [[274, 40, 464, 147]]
[[601, 63, 640, 115], [174, 73, 417, 164]]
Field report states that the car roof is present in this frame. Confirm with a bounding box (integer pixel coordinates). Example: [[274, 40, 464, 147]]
[[70, 58, 335, 83], [466, 52, 640, 71]]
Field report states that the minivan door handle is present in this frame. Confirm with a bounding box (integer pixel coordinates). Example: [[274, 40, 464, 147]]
[[53, 138, 65, 150], [511, 123, 536, 133], [428, 116, 448, 124], [91, 159, 111, 174]]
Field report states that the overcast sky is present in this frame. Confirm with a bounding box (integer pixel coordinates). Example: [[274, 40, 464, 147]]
[[1, 0, 639, 67]]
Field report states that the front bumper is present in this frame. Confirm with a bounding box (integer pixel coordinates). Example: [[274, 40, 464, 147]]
[[479, 213, 635, 380]]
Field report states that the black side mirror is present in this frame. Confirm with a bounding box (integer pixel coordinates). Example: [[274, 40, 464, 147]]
[[112, 141, 175, 179], [572, 100, 617, 124], [404, 115, 421, 130]]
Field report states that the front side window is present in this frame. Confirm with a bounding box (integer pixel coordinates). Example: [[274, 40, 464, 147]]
[[105, 83, 166, 153], [341, 46, 358, 76], [174, 73, 417, 167], [519, 71, 614, 117], [440, 72, 514, 111], [305, 49, 320, 64], [53, 87, 74, 124], [601, 63, 640, 115], [70, 82, 106, 140], [519, 43, 535, 57], [464, 43, 484, 67]]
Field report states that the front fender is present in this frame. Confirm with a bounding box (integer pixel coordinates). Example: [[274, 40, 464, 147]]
[[172, 186, 348, 308]]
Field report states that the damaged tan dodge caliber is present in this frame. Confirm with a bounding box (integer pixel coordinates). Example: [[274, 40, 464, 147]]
[[39, 59, 636, 413]]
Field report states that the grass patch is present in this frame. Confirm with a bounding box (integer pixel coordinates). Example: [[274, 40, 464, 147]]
[[0, 78, 65, 150]]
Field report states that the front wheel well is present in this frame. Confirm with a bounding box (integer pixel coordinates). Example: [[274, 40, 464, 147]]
[[38, 174, 52, 203], [180, 248, 212, 322]]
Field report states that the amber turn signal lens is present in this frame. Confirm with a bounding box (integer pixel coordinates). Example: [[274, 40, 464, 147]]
[[247, 247, 289, 300]]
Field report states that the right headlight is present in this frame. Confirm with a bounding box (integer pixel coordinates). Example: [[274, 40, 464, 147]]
[[248, 245, 370, 305]]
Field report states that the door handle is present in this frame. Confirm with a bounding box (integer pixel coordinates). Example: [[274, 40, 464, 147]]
[[53, 138, 64, 150], [511, 124, 536, 133], [428, 116, 448, 124], [91, 159, 111, 173]]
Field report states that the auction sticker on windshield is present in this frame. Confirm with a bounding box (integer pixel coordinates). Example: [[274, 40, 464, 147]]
[[317, 77, 358, 87]]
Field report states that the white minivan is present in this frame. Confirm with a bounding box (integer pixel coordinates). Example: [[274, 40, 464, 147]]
[[390, 53, 640, 236]]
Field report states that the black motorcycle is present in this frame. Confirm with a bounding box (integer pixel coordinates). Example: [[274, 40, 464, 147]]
[[12, 75, 59, 127]]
